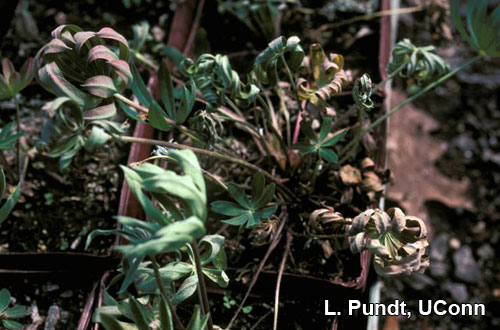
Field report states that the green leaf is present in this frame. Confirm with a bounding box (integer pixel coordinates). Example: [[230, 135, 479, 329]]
[[222, 213, 250, 226], [121, 165, 169, 224], [319, 117, 333, 141], [128, 298, 150, 330], [202, 268, 229, 288], [254, 183, 275, 209], [251, 172, 265, 202], [0, 182, 21, 225], [210, 201, 246, 216], [322, 129, 348, 147], [254, 205, 278, 220], [5, 305, 31, 319], [172, 274, 198, 305], [0, 170, 5, 198], [159, 296, 174, 330], [2, 320, 23, 330], [0, 288, 11, 312], [148, 103, 173, 132], [228, 182, 250, 208], [319, 148, 339, 163], [199, 234, 226, 267], [186, 305, 209, 330], [98, 313, 127, 330], [159, 61, 175, 119]]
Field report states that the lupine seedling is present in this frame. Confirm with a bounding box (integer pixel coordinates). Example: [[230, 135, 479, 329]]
[[294, 117, 348, 163], [211, 172, 277, 228], [0, 289, 30, 330]]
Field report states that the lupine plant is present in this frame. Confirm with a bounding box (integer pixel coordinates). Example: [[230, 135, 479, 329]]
[[0, 289, 31, 330], [0, 0, 492, 328]]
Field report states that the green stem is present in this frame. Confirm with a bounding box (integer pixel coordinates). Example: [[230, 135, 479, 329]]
[[373, 60, 408, 93], [14, 95, 21, 179], [280, 54, 296, 91], [150, 255, 186, 330], [117, 135, 297, 199], [340, 55, 481, 163], [192, 241, 214, 330]]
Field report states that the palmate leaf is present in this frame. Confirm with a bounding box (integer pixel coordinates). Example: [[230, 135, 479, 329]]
[[293, 117, 347, 163], [211, 172, 277, 228]]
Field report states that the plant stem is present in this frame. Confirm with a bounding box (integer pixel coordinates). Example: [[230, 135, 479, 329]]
[[373, 60, 408, 93], [192, 240, 214, 330], [280, 54, 296, 91], [117, 136, 297, 200], [13, 95, 21, 179], [150, 255, 186, 330], [114, 93, 149, 113], [340, 55, 482, 163]]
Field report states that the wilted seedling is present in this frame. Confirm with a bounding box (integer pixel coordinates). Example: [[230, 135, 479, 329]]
[[297, 44, 348, 108], [388, 38, 450, 84], [36, 97, 126, 170], [36, 25, 132, 118], [348, 208, 429, 276], [294, 117, 348, 163], [0, 289, 30, 330], [211, 172, 277, 228]]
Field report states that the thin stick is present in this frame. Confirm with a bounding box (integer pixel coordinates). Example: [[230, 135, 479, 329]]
[[273, 231, 292, 330], [118, 135, 297, 199], [192, 240, 214, 330], [225, 215, 287, 330], [150, 255, 186, 330]]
